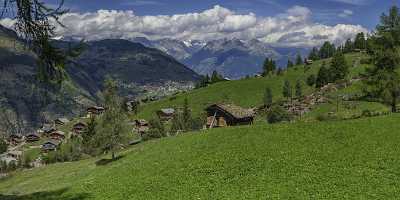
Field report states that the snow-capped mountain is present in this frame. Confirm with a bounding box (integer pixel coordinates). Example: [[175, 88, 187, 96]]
[[131, 37, 309, 79]]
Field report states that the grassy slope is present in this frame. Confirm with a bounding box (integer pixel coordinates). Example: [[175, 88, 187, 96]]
[[1, 115, 400, 199], [135, 53, 374, 120]]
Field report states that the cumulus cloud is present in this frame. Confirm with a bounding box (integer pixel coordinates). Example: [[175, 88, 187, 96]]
[[0, 5, 367, 47]]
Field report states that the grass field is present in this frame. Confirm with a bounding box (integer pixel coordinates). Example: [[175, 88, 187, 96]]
[[135, 53, 371, 120], [1, 114, 400, 199]]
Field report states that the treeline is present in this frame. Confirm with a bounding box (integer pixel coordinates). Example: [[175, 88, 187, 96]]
[[196, 70, 226, 88], [144, 98, 204, 140]]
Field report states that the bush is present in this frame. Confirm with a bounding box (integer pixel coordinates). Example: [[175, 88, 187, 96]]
[[267, 106, 292, 123], [0, 140, 7, 154]]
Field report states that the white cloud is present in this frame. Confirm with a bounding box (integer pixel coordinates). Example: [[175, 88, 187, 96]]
[[0, 5, 367, 47], [328, 0, 373, 5], [339, 9, 354, 18]]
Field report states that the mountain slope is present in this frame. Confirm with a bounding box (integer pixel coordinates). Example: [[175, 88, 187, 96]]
[[1, 115, 400, 199], [0, 26, 200, 130]]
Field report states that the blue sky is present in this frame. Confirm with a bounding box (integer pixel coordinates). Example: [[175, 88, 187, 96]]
[[49, 0, 396, 29], [0, 0, 395, 47]]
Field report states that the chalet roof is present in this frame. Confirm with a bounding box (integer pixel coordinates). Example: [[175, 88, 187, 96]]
[[42, 124, 56, 132], [135, 119, 149, 126], [8, 151, 23, 156], [73, 122, 87, 127], [55, 118, 70, 123], [43, 140, 61, 146], [51, 131, 65, 136], [87, 106, 105, 110], [206, 104, 255, 119], [9, 133, 23, 138], [27, 132, 40, 137], [159, 108, 175, 115]]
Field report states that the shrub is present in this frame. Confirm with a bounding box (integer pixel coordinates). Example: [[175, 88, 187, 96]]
[[0, 140, 7, 154], [316, 113, 339, 121], [267, 106, 292, 123]]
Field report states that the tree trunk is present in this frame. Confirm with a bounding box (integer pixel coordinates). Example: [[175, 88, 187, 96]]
[[111, 151, 116, 160], [391, 96, 397, 113]]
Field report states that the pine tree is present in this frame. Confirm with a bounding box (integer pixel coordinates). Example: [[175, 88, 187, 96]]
[[283, 80, 292, 101], [287, 59, 294, 69], [295, 80, 303, 98], [308, 47, 319, 60], [354, 32, 367, 50], [263, 58, 276, 75], [330, 52, 349, 81], [264, 87, 273, 107], [344, 38, 354, 53], [295, 54, 303, 65], [316, 62, 330, 88], [95, 78, 130, 160], [182, 98, 192, 131], [319, 41, 336, 59], [363, 6, 400, 112], [306, 74, 316, 87]]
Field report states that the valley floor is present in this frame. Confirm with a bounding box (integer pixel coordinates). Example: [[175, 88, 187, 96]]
[[1, 114, 400, 199]]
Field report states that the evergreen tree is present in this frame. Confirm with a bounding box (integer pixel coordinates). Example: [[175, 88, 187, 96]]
[[0, 139, 7, 154], [295, 80, 303, 98], [354, 32, 367, 50], [148, 116, 166, 139], [95, 78, 130, 160], [330, 52, 349, 81], [316, 62, 330, 88], [306, 74, 316, 87], [283, 80, 292, 101], [308, 47, 319, 60], [295, 54, 303, 65], [211, 70, 223, 83], [344, 38, 354, 53], [319, 41, 336, 59], [286, 59, 294, 69], [363, 6, 400, 112], [264, 87, 273, 107], [263, 58, 276, 75], [182, 98, 192, 131]]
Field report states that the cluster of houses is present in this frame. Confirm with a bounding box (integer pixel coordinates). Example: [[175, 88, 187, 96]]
[[1, 106, 106, 164]]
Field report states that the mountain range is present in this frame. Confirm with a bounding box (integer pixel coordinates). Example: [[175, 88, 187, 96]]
[[0, 25, 199, 131], [132, 37, 310, 79]]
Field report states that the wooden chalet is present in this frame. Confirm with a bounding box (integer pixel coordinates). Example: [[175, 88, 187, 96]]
[[8, 134, 23, 145], [87, 106, 105, 116], [41, 124, 56, 135], [305, 59, 313, 65], [49, 131, 66, 140], [156, 108, 176, 121], [205, 104, 255, 128], [26, 133, 41, 142], [134, 119, 149, 135], [72, 122, 87, 135], [42, 140, 61, 152], [54, 118, 70, 126]]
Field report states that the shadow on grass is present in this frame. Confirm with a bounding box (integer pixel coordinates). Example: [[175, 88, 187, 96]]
[[95, 155, 125, 166], [0, 188, 90, 200]]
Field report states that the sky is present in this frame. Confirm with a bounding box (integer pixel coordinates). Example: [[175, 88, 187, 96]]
[[1, 0, 399, 47]]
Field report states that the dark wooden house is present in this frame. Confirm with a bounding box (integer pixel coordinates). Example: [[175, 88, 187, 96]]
[[87, 106, 105, 116], [26, 133, 41, 142], [8, 134, 23, 145], [41, 124, 56, 135], [134, 119, 149, 135], [42, 140, 61, 152], [49, 131, 66, 140], [72, 122, 87, 135], [205, 104, 255, 128], [156, 108, 176, 121]]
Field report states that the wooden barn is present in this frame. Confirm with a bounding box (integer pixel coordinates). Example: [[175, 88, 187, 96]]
[[156, 108, 176, 121], [26, 133, 41, 142], [42, 140, 61, 152], [49, 131, 66, 140], [8, 134, 23, 145], [72, 122, 87, 135], [41, 124, 56, 135], [205, 104, 255, 128], [134, 119, 149, 135], [87, 106, 105, 116]]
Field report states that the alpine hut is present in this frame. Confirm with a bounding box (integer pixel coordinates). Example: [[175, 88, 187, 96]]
[[72, 122, 87, 135], [26, 132, 41, 142], [156, 108, 176, 121], [54, 118, 70, 126], [205, 104, 255, 128], [49, 131, 66, 140], [42, 140, 61, 152]]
